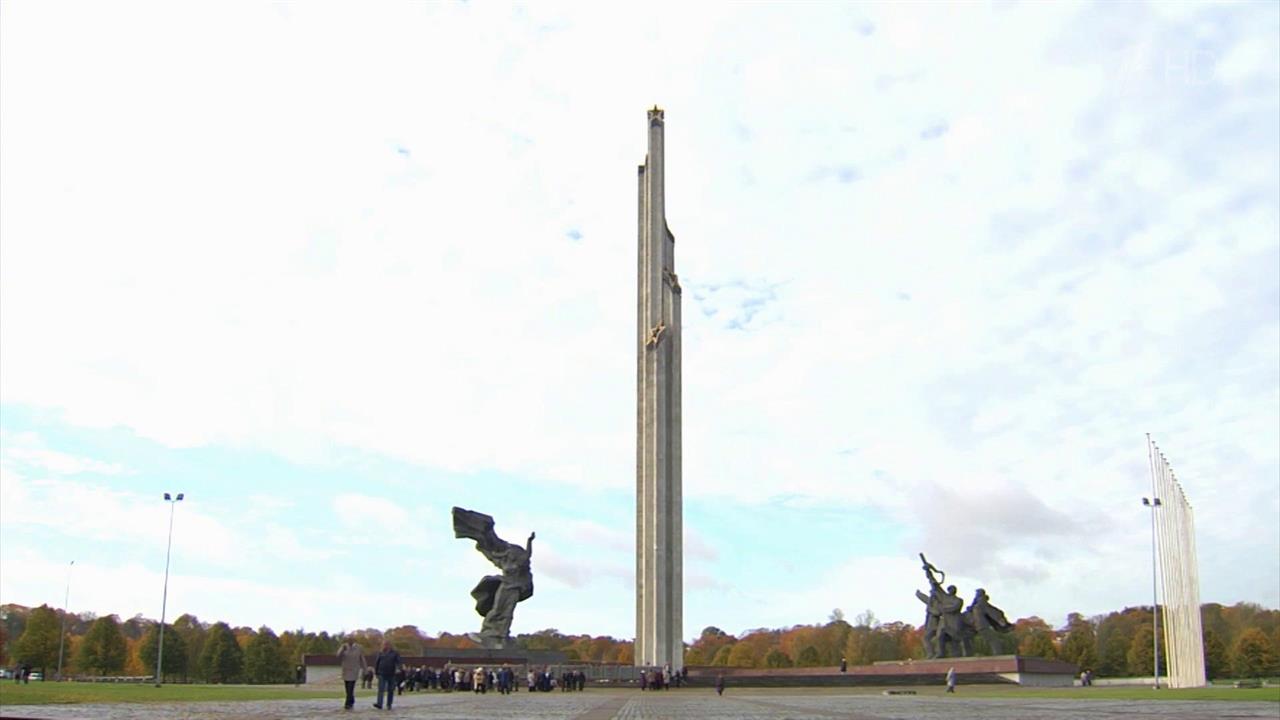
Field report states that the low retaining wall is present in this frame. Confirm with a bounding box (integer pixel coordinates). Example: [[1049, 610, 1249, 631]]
[[684, 655, 1078, 688]]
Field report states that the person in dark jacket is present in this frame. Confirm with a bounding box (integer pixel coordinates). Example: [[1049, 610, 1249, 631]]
[[371, 641, 402, 710]]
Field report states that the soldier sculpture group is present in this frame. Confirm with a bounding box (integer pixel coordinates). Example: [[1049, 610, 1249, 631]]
[[915, 554, 1015, 658]]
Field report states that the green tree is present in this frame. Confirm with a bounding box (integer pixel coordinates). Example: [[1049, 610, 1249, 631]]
[[15, 605, 62, 673], [3, 607, 28, 667], [817, 620, 852, 665], [200, 622, 244, 683], [1097, 633, 1129, 676], [172, 614, 207, 682], [764, 648, 792, 668], [120, 614, 149, 640], [709, 644, 733, 666], [1231, 628, 1276, 679], [517, 628, 572, 652], [1126, 624, 1166, 677], [726, 641, 758, 667], [244, 627, 288, 684], [1059, 614, 1097, 671], [139, 623, 187, 682], [845, 626, 897, 665], [1203, 629, 1229, 680], [795, 645, 821, 667], [77, 615, 128, 676]]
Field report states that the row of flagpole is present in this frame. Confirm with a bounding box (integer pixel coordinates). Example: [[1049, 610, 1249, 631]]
[[1145, 434, 1207, 688]]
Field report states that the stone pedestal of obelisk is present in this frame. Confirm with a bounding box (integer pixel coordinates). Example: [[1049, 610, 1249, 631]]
[[636, 106, 683, 671]]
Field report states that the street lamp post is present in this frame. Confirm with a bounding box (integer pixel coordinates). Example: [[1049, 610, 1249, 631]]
[[55, 560, 74, 681], [155, 492, 184, 688]]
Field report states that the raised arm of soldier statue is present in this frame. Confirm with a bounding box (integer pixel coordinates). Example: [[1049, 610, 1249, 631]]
[[452, 507, 536, 649]]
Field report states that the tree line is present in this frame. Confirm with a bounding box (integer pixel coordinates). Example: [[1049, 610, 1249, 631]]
[[682, 604, 1278, 679], [1, 602, 1275, 683]]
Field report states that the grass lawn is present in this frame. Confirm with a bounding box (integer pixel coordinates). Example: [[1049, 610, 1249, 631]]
[[0, 681, 349, 705], [716, 684, 1280, 702]]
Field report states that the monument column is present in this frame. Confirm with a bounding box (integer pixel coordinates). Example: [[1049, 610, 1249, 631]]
[[636, 106, 683, 670]]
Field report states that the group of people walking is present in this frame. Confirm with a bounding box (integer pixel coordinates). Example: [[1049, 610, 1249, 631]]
[[338, 639, 405, 710], [333, 638, 598, 710], [638, 663, 686, 690]]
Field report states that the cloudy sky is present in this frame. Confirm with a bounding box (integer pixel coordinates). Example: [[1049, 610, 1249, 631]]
[[2, 1, 1277, 643]]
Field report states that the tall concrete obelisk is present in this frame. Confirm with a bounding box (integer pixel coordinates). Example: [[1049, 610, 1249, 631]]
[[636, 106, 683, 670]]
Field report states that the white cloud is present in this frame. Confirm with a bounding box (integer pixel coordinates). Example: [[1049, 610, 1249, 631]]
[[0, 0, 1276, 636]]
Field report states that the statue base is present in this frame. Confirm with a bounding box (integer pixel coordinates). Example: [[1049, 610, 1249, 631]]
[[684, 655, 1079, 688]]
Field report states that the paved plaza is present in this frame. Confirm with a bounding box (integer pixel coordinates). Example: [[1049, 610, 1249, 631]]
[[2, 690, 1277, 720]]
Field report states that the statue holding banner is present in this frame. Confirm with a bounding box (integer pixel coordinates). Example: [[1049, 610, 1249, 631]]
[[915, 554, 1015, 658], [452, 507, 535, 649]]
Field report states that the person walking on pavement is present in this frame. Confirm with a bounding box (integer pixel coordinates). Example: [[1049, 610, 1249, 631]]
[[337, 638, 366, 710], [946, 666, 957, 693], [372, 641, 402, 710]]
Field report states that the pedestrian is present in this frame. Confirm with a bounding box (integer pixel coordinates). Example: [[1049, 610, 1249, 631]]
[[715, 673, 725, 696], [337, 638, 366, 710], [945, 666, 957, 693], [372, 641, 402, 710], [840, 656, 847, 673]]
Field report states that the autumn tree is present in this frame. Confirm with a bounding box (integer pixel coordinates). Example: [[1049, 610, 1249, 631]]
[[138, 623, 187, 681], [15, 605, 62, 673], [726, 641, 758, 667], [726, 630, 775, 668], [1014, 617, 1057, 660], [689, 627, 735, 667], [385, 626, 426, 656], [615, 643, 634, 664], [778, 626, 818, 665], [77, 615, 128, 675], [200, 622, 244, 683]]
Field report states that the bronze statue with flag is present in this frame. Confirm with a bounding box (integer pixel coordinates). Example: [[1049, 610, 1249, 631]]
[[452, 507, 535, 649]]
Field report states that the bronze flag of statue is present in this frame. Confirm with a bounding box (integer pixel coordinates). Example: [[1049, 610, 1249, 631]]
[[452, 507, 535, 649]]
